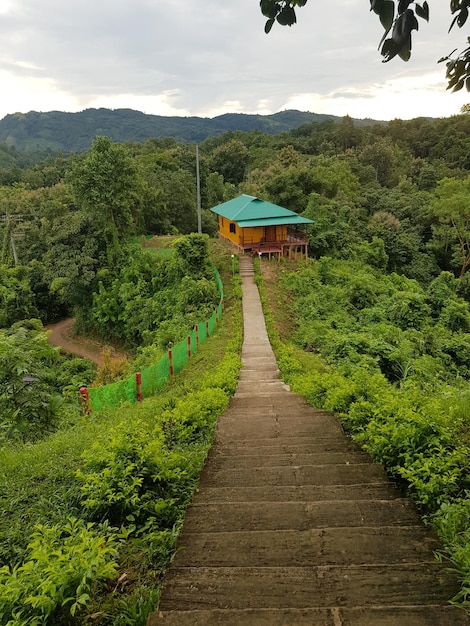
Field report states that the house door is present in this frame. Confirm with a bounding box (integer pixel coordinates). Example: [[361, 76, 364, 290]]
[[265, 226, 276, 242]]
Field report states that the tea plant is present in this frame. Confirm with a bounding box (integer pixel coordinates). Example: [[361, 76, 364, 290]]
[[256, 256, 470, 606], [0, 518, 118, 625]]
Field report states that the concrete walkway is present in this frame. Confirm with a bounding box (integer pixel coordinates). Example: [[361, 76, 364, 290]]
[[148, 256, 468, 625]]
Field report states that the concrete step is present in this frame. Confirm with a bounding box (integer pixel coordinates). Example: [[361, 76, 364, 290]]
[[191, 484, 403, 504], [218, 406, 343, 416], [180, 499, 420, 532], [210, 435, 357, 450], [227, 394, 321, 407], [157, 564, 460, 610], [199, 463, 388, 487], [215, 418, 345, 440], [150, 606, 469, 626], [171, 527, 439, 567], [210, 440, 362, 455], [241, 348, 277, 358], [208, 451, 372, 468], [238, 371, 280, 382]]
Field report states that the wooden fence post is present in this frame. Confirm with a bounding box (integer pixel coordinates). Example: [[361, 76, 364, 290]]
[[136, 372, 143, 402], [168, 349, 174, 377], [79, 386, 91, 414]]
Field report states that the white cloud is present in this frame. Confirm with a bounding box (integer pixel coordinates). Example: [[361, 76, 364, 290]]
[[0, 1, 468, 122], [282, 72, 469, 120], [0, 69, 80, 114]]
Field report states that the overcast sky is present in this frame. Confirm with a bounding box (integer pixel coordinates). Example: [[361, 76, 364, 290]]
[[1, 0, 469, 122]]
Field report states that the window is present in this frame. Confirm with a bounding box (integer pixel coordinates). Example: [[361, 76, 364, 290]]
[[229, 223, 236, 234]]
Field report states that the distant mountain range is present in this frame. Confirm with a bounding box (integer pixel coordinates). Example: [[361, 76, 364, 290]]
[[0, 108, 384, 153]]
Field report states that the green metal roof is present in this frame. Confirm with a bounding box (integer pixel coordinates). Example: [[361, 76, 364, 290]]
[[210, 194, 313, 225], [236, 216, 312, 228]]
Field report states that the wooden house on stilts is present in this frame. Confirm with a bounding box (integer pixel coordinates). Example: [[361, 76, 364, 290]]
[[210, 194, 313, 260]]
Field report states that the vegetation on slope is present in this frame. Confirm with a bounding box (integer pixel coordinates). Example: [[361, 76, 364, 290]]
[[258, 255, 470, 606], [0, 109, 347, 153], [0, 242, 242, 625]]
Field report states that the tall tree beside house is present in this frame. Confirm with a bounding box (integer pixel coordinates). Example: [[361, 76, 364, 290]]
[[67, 137, 140, 263], [210, 139, 249, 186]]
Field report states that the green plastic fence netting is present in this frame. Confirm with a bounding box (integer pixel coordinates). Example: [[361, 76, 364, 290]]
[[141, 353, 170, 397], [88, 375, 136, 412], [87, 266, 224, 412]]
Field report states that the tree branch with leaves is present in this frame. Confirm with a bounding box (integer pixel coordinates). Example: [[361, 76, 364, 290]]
[[260, 1, 470, 91]]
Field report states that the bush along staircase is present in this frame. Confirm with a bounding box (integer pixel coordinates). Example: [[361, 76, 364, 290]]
[[147, 255, 469, 626]]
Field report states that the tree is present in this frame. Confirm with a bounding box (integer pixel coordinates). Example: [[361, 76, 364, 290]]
[[0, 324, 64, 441], [68, 137, 139, 262], [210, 140, 249, 186], [260, 1, 470, 91], [358, 137, 409, 187], [41, 211, 103, 311], [425, 176, 470, 277]]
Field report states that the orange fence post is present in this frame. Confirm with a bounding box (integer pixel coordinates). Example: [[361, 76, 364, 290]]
[[187, 335, 191, 359], [206, 320, 209, 337], [196, 324, 199, 345], [79, 386, 91, 414], [136, 372, 143, 402]]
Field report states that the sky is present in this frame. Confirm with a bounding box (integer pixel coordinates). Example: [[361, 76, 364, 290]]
[[0, 0, 469, 123]]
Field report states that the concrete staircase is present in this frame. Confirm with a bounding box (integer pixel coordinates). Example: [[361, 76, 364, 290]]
[[147, 256, 468, 625]]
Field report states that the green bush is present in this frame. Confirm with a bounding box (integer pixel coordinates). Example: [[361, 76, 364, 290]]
[[77, 420, 187, 525], [433, 497, 470, 603], [439, 299, 470, 332], [0, 518, 118, 625], [257, 254, 470, 605]]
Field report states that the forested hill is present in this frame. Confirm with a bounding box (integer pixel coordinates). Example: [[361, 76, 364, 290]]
[[0, 108, 382, 153]]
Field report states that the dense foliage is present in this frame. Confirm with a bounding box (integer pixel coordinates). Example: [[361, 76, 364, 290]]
[[0, 246, 242, 625], [257, 256, 470, 606], [0, 321, 95, 443], [0, 109, 332, 153], [86, 236, 220, 348]]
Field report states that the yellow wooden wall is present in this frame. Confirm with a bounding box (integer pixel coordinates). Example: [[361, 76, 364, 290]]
[[217, 217, 288, 247], [218, 216, 241, 246]]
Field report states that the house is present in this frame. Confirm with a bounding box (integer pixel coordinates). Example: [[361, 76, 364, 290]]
[[210, 194, 313, 260]]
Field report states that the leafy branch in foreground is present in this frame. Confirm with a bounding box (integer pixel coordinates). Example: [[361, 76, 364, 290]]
[[260, 1, 470, 91]]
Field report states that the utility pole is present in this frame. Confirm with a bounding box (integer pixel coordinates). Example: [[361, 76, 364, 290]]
[[196, 144, 202, 234], [1, 213, 23, 265], [10, 231, 18, 265]]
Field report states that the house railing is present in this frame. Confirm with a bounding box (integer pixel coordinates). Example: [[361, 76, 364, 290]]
[[287, 229, 308, 243], [242, 229, 307, 247]]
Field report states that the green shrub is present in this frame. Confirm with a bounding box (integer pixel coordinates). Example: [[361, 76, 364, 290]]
[[0, 518, 117, 625], [427, 271, 459, 315], [440, 299, 470, 332], [202, 352, 241, 395], [398, 447, 469, 507], [76, 420, 190, 525], [160, 388, 229, 448], [387, 290, 431, 330]]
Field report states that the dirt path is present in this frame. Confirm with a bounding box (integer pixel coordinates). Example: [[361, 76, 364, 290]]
[[148, 255, 469, 626], [46, 318, 127, 367]]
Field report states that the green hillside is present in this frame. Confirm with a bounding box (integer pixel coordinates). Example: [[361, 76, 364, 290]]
[[0, 108, 383, 153]]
